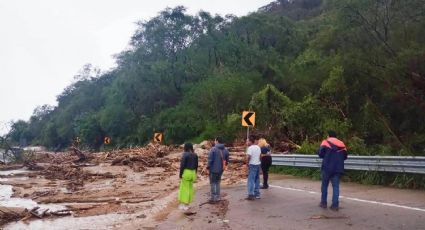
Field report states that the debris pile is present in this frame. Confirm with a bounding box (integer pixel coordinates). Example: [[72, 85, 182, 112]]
[[104, 144, 176, 172], [31, 152, 84, 164], [21, 207, 71, 221], [197, 147, 248, 185], [225, 150, 248, 184], [0, 207, 27, 225], [0, 142, 259, 228], [272, 140, 300, 153], [24, 161, 45, 171], [42, 165, 123, 191], [0, 206, 71, 225], [70, 146, 86, 162]]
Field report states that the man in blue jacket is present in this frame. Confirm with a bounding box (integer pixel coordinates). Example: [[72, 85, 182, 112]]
[[207, 137, 230, 203], [318, 130, 347, 211]]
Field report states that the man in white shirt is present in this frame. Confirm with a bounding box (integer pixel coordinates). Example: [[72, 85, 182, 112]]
[[246, 135, 261, 200]]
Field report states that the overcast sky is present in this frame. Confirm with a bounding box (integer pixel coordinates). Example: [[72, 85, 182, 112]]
[[0, 0, 272, 134]]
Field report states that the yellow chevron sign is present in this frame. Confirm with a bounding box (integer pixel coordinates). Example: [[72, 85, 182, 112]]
[[242, 111, 255, 127]]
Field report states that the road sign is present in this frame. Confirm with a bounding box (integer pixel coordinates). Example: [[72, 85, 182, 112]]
[[104, 137, 111, 145], [242, 111, 255, 127], [154, 133, 163, 143]]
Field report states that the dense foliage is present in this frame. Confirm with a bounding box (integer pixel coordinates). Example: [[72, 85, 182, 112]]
[[5, 0, 425, 158]]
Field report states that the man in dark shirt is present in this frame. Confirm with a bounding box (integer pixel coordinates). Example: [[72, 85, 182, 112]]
[[207, 137, 230, 203], [318, 130, 348, 211]]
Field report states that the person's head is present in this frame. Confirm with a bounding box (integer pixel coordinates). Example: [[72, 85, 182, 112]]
[[258, 138, 268, 148], [214, 136, 224, 145], [184, 143, 194, 152], [247, 135, 257, 146], [327, 130, 337, 138]]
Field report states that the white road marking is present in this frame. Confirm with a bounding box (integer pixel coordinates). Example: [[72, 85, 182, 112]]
[[269, 184, 425, 213]]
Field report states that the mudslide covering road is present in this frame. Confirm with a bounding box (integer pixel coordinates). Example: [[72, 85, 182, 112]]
[[1, 145, 424, 229], [0, 144, 247, 229]]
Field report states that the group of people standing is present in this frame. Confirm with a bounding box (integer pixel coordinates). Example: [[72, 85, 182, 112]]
[[177, 135, 273, 209], [177, 130, 347, 212], [245, 135, 272, 200]]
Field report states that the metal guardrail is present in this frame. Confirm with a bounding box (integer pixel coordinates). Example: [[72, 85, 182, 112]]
[[271, 154, 425, 174]]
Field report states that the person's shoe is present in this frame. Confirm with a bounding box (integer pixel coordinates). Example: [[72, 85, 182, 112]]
[[260, 185, 269, 189], [319, 202, 327, 209], [330, 206, 339, 211], [245, 196, 255, 201], [255, 195, 261, 199]]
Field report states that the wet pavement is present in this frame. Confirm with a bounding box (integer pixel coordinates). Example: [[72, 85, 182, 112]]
[[158, 174, 425, 230]]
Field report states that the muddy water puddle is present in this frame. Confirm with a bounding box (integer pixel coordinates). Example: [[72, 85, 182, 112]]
[[4, 213, 128, 230], [0, 169, 30, 176], [3, 190, 179, 230], [0, 184, 66, 211]]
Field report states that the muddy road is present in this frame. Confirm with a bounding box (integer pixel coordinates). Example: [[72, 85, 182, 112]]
[[0, 144, 247, 229], [1, 145, 424, 229]]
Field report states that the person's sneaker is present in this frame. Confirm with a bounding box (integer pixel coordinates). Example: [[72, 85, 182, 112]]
[[319, 202, 327, 209], [245, 196, 255, 201], [330, 206, 339, 211], [255, 196, 261, 199], [260, 185, 269, 189]]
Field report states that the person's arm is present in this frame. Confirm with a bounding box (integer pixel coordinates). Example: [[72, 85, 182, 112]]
[[260, 147, 270, 158], [195, 154, 199, 172], [318, 141, 327, 159], [179, 153, 187, 178], [225, 149, 230, 164], [343, 150, 348, 160], [246, 147, 251, 166], [318, 146, 326, 159], [207, 149, 214, 170]]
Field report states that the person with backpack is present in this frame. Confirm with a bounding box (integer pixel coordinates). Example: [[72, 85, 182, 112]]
[[318, 130, 348, 211], [207, 137, 230, 203], [178, 143, 198, 210]]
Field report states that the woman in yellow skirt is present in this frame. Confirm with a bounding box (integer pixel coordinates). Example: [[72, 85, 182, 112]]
[[178, 143, 198, 210]]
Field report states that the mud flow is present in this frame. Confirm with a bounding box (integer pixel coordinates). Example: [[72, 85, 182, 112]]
[[0, 143, 248, 229]]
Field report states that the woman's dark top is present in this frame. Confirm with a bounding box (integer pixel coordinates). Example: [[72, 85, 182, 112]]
[[261, 146, 270, 155], [260, 146, 272, 166], [179, 152, 199, 178]]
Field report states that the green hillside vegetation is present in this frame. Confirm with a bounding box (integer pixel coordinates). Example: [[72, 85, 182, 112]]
[[4, 0, 425, 187]]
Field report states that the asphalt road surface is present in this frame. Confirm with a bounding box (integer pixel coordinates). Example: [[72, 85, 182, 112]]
[[159, 174, 425, 230]]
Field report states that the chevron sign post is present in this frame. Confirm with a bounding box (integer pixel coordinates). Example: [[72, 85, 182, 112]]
[[242, 111, 255, 141], [153, 133, 163, 143]]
